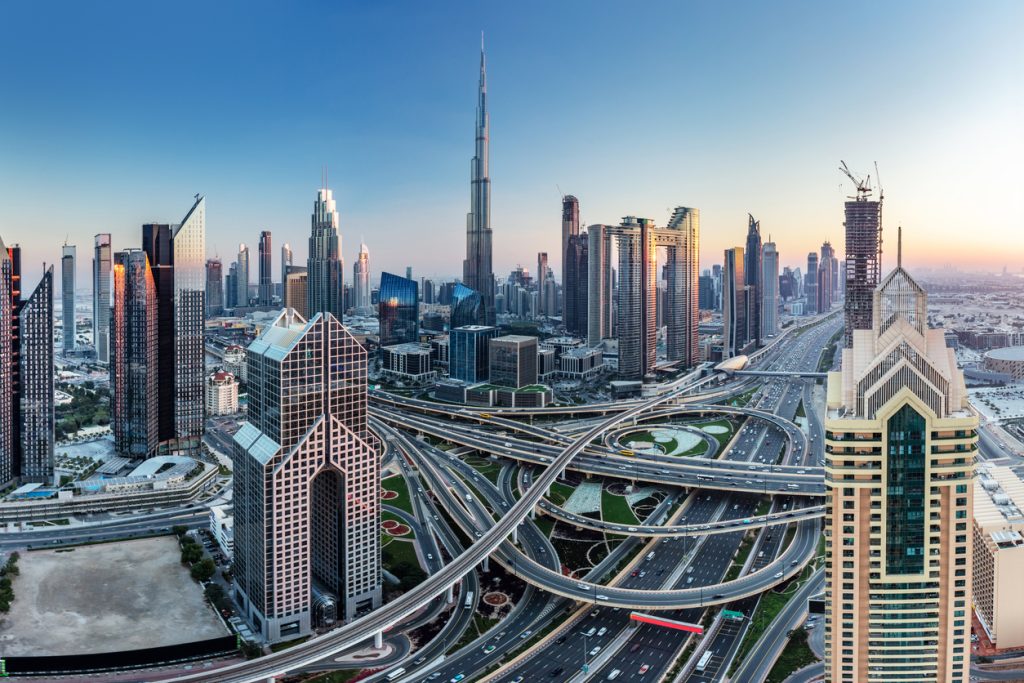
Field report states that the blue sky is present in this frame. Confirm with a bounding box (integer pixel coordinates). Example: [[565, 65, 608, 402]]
[[1, 0, 1021, 288]]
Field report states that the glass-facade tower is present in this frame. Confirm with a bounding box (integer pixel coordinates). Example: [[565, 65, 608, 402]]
[[378, 272, 418, 347], [450, 283, 482, 331]]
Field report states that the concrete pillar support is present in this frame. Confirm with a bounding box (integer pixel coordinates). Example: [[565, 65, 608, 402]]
[[374, 630, 383, 649]]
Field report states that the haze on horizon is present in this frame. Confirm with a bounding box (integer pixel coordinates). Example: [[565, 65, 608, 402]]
[[1, 0, 1021, 288]]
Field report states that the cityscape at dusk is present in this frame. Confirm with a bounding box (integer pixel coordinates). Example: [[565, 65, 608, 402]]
[[1, 3, 1023, 683]]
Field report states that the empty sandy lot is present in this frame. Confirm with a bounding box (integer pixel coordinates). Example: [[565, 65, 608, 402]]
[[0, 536, 228, 655]]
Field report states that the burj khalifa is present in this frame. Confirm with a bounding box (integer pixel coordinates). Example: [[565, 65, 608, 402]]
[[463, 36, 495, 326]]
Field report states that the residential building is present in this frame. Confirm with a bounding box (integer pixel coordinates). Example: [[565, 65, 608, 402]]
[[973, 465, 1024, 649], [352, 241, 371, 314], [233, 310, 380, 642], [206, 371, 239, 416], [93, 234, 112, 363], [17, 265, 54, 482], [307, 185, 345, 321], [761, 241, 779, 337], [378, 272, 418, 348], [61, 243, 75, 353], [806, 252, 818, 315], [489, 335, 538, 388], [236, 243, 249, 308], [823, 236, 975, 682], [450, 325, 498, 384]]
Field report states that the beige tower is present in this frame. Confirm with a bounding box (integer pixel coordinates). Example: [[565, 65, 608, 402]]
[[824, 231, 975, 682]]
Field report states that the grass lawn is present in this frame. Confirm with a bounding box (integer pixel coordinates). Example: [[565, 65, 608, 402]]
[[305, 670, 366, 683], [381, 475, 413, 515], [382, 537, 420, 570], [601, 490, 639, 525], [766, 630, 819, 683], [697, 419, 735, 451], [269, 635, 309, 652], [465, 456, 501, 484], [547, 481, 575, 505], [722, 532, 757, 583]]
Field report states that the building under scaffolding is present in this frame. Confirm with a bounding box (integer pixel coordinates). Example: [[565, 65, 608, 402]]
[[841, 162, 883, 347]]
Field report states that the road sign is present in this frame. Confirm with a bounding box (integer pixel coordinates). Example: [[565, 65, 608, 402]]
[[722, 609, 745, 621]]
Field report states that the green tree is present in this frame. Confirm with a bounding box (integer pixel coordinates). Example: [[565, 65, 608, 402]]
[[172, 525, 188, 538], [191, 558, 216, 582], [205, 583, 226, 603]]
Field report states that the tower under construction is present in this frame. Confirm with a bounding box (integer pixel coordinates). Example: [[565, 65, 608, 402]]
[[840, 161, 882, 347]]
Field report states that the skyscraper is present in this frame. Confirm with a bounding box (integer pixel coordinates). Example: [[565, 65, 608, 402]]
[[450, 282, 482, 331], [61, 243, 75, 353], [463, 38, 495, 326], [258, 230, 273, 306], [806, 252, 819, 315], [378, 272, 418, 348], [18, 265, 54, 483], [561, 194, 580, 288], [225, 262, 238, 309], [824, 234, 974, 682], [236, 243, 250, 308], [819, 240, 835, 313], [93, 234, 112, 364], [117, 196, 205, 456], [842, 173, 883, 346], [450, 324, 499, 383], [352, 241, 371, 314], [536, 252, 549, 316], [111, 249, 159, 458], [761, 241, 779, 337], [563, 232, 588, 338], [280, 242, 292, 297], [284, 266, 308, 318], [233, 310, 381, 641], [0, 239, 55, 485], [722, 247, 747, 359], [206, 259, 224, 316], [744, 214, 762, 346], [307, 186, 344, 321], [664, 206, 700, 368]]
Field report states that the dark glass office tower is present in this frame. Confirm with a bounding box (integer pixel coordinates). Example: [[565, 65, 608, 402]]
[[450, 282, 482, 331], [206, 259, 224, 316], [141, 222, 175, 442], [744, 214, 761, 347], [258, 230, 273, 306], [563, 233, 588, 337], [378, 272, 418, 347], [93, 234, 112, 364]]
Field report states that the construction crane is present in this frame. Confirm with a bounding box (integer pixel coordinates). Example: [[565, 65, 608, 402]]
[[839, 160, 873, 199]]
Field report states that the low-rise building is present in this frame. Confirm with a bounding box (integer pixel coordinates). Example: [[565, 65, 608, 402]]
[[974, 465, 1024, 648], [210, 503, 234, 559], [983, 346, 1024, 382], [489, 335, 538, 388], [558, 346, 604, 381], [538, 347, 557, 382], [381, 343, 436, 384], [223, 344, 247, 382], [206, 371, 239, 415]]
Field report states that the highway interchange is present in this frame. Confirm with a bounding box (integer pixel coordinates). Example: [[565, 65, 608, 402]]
[[2, 314, 843, 683]]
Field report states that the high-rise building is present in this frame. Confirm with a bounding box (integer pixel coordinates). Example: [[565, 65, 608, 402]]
[[761, 241, 779, 337], [711, 264, 723, 311], [352, 241, 371, 314], [536, 252, 549, 316], [206, 259, 224, 317], [378, 272, 418, 348], [226, 262, 238, 309], [61, 243, 75, 353], [698, 272, 716, 310], [664, 207, 700, 369], [819, 241, 835, 313], [450, 283, 482, 331], [405, 266, 413, 281], [233, 310, 381, 642], [561, 194, 579, 288], [744, 214, 762, 346], [563, 232, 588, 337], [1, 239, 56, 485], [421, 278, 435, 305], [722, 247, 747, 359], [284, 266, 308, 318], [258, 230, 273, 306], [806, 252, 819, 315], [463, 39, 495, 326], [450, 325, 498, 383], [280, 242, 292, 298], [307, 186, 344, 321], [236, 243, 250, 308], [489, 335, 538, 388], [111, 249, 159, 458], [843, 179, 883, 346], [92, 234, 112, 364], [18, 265, 54, 483], [116, 197, 205, 457], [615, 217, 657, 380], [824, 235, 974, 683]]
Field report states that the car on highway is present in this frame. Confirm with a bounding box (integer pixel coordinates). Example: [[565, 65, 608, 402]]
[[483, 644, 496, 653], [520, 629, 533, 639], [597, 627, 607, 636], [449, 675, 465, 683], [638, 664, 650, 675]]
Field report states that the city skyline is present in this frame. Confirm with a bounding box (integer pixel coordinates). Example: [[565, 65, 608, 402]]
[[2, 1, 1021, 289]]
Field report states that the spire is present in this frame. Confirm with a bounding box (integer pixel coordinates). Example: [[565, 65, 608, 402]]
[[897, 226, 902, 267]]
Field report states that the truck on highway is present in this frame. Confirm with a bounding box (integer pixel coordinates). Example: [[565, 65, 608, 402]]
[[385, 667, 406, 681], [695, 649, 713, 671], [464, 591, 475, 609]]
